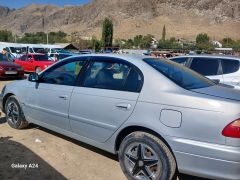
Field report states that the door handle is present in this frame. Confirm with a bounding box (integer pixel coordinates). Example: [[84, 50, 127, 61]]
[[116, 103, 131, 110], [58, 95, 68, 100]]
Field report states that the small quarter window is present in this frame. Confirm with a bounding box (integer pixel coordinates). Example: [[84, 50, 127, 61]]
[[221, 59, 240, 74]]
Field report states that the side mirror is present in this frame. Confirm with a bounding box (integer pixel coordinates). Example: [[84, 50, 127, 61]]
[[28, 73, 39, 82], [212, 79, 220, 84]]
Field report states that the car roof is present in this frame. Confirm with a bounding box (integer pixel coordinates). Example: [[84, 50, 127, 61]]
[[63, 54, 150, 65], [170, 54, 240, 60]]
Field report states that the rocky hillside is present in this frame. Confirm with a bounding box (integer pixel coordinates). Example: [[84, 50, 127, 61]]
[[0, 0, 239, 40]]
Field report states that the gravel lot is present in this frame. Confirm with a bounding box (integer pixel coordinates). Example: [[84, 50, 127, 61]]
[[0, 80, 207, 180]]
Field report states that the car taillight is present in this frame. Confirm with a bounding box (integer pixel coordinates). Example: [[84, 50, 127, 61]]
[[222, 119, 240, 138]]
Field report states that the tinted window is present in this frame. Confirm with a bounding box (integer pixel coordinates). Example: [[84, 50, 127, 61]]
[[20, 55, 26, 61], [171, 57, 188, 65], [40, 61, 85, 86], [190, 58, 220, 76], [221, 59, 240, 74], [83, 60, 142, 92], [33, 55, 50, 61], [144, 58, 214, 90], [83, 61, 130, 90]]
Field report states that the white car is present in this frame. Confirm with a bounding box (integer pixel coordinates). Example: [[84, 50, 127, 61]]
[[169, 55, 240, 89]]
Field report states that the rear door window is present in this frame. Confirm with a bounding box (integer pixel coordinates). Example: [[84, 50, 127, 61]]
[[82, 58, 143, 92], [190, 57, 220, 76], [221, 59, 240, 74]]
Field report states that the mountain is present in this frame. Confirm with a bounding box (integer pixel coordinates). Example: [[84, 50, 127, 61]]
[[0, 0, 239, 40]]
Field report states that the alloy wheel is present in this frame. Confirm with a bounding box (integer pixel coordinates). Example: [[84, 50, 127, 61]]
[[6, 101, 19, 125], [124, 143, 162, 180]]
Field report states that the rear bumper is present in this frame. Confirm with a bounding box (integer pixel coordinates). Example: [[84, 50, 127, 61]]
[[0, 70, 24, 78], [167, 137, 240, 180]]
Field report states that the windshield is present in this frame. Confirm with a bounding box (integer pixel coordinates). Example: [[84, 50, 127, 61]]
[[144, 58, 215, 90], [9, 47, 23, 54], [33, 55, 50, 61], [33, 48, 45, 53]]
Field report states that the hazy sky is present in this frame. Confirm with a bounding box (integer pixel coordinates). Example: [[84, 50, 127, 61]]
[[0, 0, 91, 9]]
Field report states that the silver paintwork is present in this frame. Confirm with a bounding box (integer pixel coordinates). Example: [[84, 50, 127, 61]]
[[1, 54, 240, 180]]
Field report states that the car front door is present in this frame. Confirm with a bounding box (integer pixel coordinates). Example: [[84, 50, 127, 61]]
[[26, 54, 36, 72], [189, 57, 224, 84], [25, 58, 88, 131], [69, 57, 143, 142], [15, 55, 29, 71]]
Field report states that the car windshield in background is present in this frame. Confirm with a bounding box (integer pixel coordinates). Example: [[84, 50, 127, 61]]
[[9, 47, 23, 54], [33, 55, 50, 61], [33, 48, 45, 53], [144, 58, 215, 90]]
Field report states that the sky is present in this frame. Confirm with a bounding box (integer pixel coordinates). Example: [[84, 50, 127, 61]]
[[0, 0, 91, 9]]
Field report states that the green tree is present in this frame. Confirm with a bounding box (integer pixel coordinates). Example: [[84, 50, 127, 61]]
[[196, 33, 214, 50], [162, 25, 166, 41], [196, 33, 210, 44], [17, 31, 68, 44], [0, 30, 14, 42], [133, 35, 143, 48], [91, 36, 101, 52], [101, 18, 113, 49]]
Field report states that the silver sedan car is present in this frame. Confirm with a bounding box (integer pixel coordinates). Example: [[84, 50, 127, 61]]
[[0, 54, 240, 180]]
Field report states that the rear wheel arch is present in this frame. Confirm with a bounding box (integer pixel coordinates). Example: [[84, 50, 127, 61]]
[[2, 93, 14, 113], [115, 126, 175, 157]]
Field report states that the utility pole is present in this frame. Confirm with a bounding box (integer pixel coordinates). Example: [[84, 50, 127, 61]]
[[47, 32, 49, 44]]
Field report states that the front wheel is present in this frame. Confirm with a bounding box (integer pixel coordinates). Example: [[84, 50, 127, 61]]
[[5, 95, 28, 129], [119, 132, 176, 180]]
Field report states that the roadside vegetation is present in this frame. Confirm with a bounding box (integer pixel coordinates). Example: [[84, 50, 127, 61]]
[[0, 20, 240, 51]]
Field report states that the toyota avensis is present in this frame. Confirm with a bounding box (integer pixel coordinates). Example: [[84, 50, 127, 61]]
[[0, 54, 240, 180]]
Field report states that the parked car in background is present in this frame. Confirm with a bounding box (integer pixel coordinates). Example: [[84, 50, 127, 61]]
[[14, 53, 55, 73], [169, 55, 240, 88], [49, 53, 76, 61], [79, 50, 92, 54], [0, 53, 24, 79], [1, 54, 239, 180]]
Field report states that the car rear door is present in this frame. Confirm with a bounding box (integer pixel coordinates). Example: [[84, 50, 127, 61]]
[[25, 58, 88, 131], [69, 57, 143, 142], [189, 57, 224, 84]]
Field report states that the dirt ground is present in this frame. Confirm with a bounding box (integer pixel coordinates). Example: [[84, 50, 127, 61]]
[[0, 80, 207, 180]]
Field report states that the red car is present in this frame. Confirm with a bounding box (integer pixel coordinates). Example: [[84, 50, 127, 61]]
[[14, 54, 55, 73], [0, 54, 24, 79]]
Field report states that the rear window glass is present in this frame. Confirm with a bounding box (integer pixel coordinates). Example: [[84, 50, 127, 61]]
[[144, 58, 214, 90], [221, 59, 240, 74], [190, 58, 220, 76]]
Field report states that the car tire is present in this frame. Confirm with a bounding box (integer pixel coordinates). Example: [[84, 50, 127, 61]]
[[119, 131, 176, 180], [5, 95, 28, 129], [35, 67, 41, 73]]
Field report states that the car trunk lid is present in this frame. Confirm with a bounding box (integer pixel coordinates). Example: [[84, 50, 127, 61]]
[[191, 85, 240, 101]]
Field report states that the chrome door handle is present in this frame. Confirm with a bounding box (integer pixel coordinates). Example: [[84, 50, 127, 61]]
[[116, 103, 131, 110], [58, 95, 68, 100]]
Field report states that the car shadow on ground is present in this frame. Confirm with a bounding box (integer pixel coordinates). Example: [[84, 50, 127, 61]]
[[0, 136, 67, 180], [36, 125, 209, 180], [0, 117, 6, 124]]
